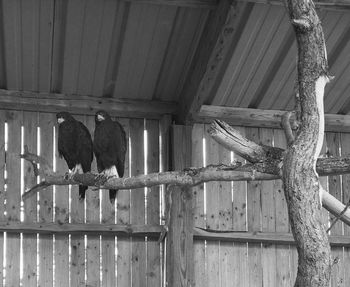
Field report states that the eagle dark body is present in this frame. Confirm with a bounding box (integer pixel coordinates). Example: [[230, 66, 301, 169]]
[[56, 112, 93, 199], [94, 111, 127, 202]]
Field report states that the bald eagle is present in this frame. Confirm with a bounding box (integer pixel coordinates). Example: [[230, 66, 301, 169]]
[[93, 110, 127, 203], [56, 112, 93, 200]]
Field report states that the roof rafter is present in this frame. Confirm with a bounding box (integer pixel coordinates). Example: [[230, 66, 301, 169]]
[[236, 0, 350, 10], [196, 105, 350, 132], [0, 89, 177, 119], [122, 0, 218, 9], [177, 0, 252, 123]]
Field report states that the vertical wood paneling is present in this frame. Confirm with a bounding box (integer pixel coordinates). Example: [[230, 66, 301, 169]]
[[192, 124, 206, 287], [273, 129, 290, 286], [130, 118, 146, 287], [85, 115, 100, 287], [245, 127, 262, 287], [100, 113, 119, 286], [146, 119, 161, 286], [70, 114, 86, 287], [166, 125, 193, 287], [38, 112, 54, 287], [232, 127, 248, 286], [319, 138, 330, 227], [260, 128, 276, 287], [3, 110, 350, 287], [341, 133, 350, 287], [54, 118, 70, 287], [116, 118, 131, 286], [0, 111, 5, 287], [5, 110, 22, 287], [327, 132, 345, 286], [22, 111, 38, 287], [101, 190, 116, 287], [218, 137, 234, 287], [205, 127, 220, 287]]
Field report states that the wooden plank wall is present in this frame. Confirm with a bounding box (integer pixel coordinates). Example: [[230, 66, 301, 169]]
[[0, 109, 164, 287], [2, 110, 350, 287], [191, 123, 350, 287]]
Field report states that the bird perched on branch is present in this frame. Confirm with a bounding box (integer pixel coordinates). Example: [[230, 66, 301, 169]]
[[56, 112, 93, 200], [93, 110, 127, 203]]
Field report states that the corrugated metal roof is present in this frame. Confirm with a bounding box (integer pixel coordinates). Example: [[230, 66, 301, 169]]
[[0, 0, 349, 117], [0, 0, 211, 100], [208, 3, 350, 114]]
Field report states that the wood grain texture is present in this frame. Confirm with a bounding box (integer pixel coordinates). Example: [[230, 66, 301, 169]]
[[179, 0, 246, 122], [0, 111, 5, 287], [123, 0, 217, 8], [70, 114, 86, 287], [146, 120, 161, 286], [130, 118, 146, 287], [116, 118, 131, 286], [38, 112, 54, 287], [0, 89, 177, 119], [340, 133, 350, 287], [166, 125, 194, 287], [232, 127, 249, 286], [260, 128, 277, 287], [205, 126, 221, 287], [5, 110, 22, 287], [245, 127, 262, 287], [327, 132, 345, 286], [85, 115, 100, 287], [273, 129, 291, 286], [54, 133, 70, 287], [192, 124, 206, 287], [197, 105, 350, 133], [22, 111, 38, 287]]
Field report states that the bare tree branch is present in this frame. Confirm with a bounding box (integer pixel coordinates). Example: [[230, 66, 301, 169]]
[[281, 112, 295, 145]]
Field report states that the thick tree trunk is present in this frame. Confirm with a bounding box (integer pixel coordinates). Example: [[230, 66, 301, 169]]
[[283, 0, 332, 286]]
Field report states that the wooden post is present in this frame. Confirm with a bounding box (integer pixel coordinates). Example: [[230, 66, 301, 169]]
[[166, 125, 194, 287]]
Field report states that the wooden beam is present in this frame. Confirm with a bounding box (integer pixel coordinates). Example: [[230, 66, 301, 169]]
[[236, 0, 350, 11], [122, 0, 218, 9], [166, 125, 194, 287], [177, 0, 252, 123], [193, 228, 350, 247], [0, 222, 164, 237], [197, 105, 350, 132], [0, 89, 177, 119], [3, 221, 350, 248]]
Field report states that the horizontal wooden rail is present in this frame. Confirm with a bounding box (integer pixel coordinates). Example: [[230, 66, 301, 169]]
[[0, 222, 164, 237], [236, 0, 350, 10], [123, 0, 217, 8], [1, 222, 350, 247], [0, 89, 177, 119], [193, 228, 350, 247], [196, 105, 350, 133]]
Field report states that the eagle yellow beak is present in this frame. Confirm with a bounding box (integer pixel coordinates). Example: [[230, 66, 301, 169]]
[[57, 118, 65, 124], [97, 115, 105, 121]]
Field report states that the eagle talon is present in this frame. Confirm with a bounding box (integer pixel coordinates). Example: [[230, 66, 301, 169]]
[[95, 173, 109, 184], [64, 172, 71, 180]]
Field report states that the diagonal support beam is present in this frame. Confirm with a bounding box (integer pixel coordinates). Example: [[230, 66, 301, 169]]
[[177, 0, 253, 123]]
